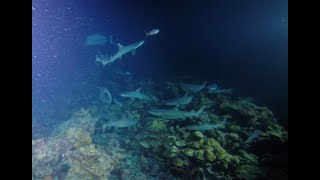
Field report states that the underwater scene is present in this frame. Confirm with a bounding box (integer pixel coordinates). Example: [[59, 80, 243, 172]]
[[32, 0, 288, 180]]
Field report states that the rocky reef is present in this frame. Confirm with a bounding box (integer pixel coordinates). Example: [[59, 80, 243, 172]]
[[32, 108, 125, 180], [33, 78, 288, 180]]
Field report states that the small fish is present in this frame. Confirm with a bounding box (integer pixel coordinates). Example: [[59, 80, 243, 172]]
[[146, 29, 160, 36], [164, 93, 193, 106], [120, 87, 152, 101]]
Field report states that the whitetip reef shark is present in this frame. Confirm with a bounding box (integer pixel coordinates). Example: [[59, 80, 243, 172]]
[[148, 106, 206, 120], [96, 40, 145, 66], [119, 87, 152, 101], [164, 93, 193, 106]]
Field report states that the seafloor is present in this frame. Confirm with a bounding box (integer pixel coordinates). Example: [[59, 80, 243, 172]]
[[32, 77, 288, 180]]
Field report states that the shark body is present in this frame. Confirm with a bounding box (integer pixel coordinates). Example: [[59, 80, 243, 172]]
[[164, 93, 193, 106], [96, 40, 144, 66], [148, 106, 205, 120], [119, 88, 151, 101]]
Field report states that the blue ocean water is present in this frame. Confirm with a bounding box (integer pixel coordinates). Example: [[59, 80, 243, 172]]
[[32, 0, 288, 179]]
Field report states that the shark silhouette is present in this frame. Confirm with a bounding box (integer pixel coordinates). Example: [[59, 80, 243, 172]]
[[96, 40, 144, 66]]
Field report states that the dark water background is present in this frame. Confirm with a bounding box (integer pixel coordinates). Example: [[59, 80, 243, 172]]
[[32, 0, 287, 128]]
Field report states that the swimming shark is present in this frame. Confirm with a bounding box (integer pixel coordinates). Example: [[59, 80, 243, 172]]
[[96, 40, 145, 66], [164, 93, 193, 106], [207, 83, 234, 94], [119, 87, 152, 101], [148, 106, 206, 120]]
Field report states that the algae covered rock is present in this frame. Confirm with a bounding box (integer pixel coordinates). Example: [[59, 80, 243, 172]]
[[194, 131, 204, 139], [79, 144, 99, 156], [206, 138, 215, 146], [175, 140, 187, 147], [238, 150, 259, 165], [191, 141, 202, 149], [205, 149, 216, 161], [229, 125, 241, 133], [206, 137, 233, 169], [220, 99, 276, 127], [146, 119, 167, 133], [164, 145, 180, 158], [195, 150, 204, 161], [182, 148, 194, 157], [235, 164, 265, 180], [139, 140, 151, 148], [173, 158, 184, 167], [263, 124, 288, 142]]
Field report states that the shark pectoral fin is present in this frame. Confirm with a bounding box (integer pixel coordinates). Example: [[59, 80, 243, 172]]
[[131, 49, 136, 56], [136, 87, 141, 92]]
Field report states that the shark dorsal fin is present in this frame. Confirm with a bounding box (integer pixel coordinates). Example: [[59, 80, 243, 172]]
[[136, 87, 141, 92], [117, 43, 124, 50]]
